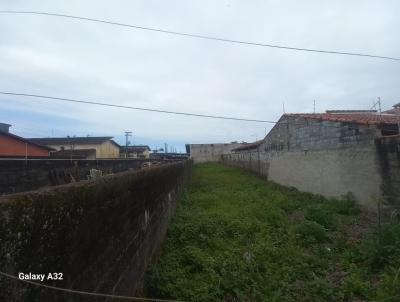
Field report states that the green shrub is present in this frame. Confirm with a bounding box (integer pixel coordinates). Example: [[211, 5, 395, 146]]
[[360, 221, 400, 272], [375, 266, 400, 300], [305, 206, 337, 230], [327, 193, 361, 215], [293, 221, 329, 246]]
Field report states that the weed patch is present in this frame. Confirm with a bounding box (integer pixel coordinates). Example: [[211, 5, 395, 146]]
[[146, 163, 397, 301]]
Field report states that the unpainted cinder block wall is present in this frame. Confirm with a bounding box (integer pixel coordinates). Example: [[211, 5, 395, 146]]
[[0, 160, 192, 301]]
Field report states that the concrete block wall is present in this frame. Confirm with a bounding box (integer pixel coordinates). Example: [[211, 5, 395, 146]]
[[223, 147, 385, 209], [0, 159, 178, 195], [261, 115, 379, 153], [223, 138, 400, 210], [267, 148, 382, 208], [0, 160, 192, 301], [188, 143, 244, 163]]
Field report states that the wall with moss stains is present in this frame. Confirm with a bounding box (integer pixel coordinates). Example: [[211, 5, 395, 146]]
[[0, 158, 179, 195], [0, 160, 192, 301]]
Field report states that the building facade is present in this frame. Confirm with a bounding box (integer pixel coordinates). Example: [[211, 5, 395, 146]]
[[0, 123, 52, 157], [29, 137, 120, 159]]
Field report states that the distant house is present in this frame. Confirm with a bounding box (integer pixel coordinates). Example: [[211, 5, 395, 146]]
[[119, 145, 151, 158], [0, 123, 52, 158], [29, 136, 120, 159]]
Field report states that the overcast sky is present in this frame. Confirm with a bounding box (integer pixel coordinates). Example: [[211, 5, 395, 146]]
[[0, 0, 399, 151]]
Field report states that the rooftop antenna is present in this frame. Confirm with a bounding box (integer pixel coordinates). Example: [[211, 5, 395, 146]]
[[283, 101, 286, 114]]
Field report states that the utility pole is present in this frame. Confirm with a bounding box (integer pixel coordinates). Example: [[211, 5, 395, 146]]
[[378, 97, 382, 113], [124, 131, 132, 158], [313, 100, 316, 114], [378, 97, 382, 124], [164, 143, 168, 154]]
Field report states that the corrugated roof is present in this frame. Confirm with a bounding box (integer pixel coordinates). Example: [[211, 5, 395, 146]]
[[285, 113, 400, 125], [28, 136, 114, 146]]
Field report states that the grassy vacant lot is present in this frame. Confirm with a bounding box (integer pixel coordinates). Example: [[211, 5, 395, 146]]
[[147, 163, 400, 302]]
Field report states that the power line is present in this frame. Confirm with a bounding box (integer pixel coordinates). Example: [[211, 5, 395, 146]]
[[0, 271, 185, 302], [2, 92, 398, 133], [0, 10, 399, 61], [0, 91, 275, 123]]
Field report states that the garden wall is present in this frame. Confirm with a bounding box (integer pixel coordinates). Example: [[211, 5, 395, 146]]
[[222, 146, 384, 209], [0, 160, 192, 301], [0, 158, 176, 195]]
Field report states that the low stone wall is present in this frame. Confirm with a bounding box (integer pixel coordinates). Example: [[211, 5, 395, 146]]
[[0, 159, 175, 195], [0, 160, 192, 301], [222, 146, 386, 209]]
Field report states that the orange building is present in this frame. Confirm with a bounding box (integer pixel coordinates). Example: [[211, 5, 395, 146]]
[[0, 123, 52, 157]]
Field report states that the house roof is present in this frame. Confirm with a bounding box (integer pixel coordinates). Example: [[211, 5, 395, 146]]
[[0, 131, 54, 151], [120, 145, 151, 153], [232, 140, 263, 152], [28, 136, 115, 146], [325, 110, 377, 114], [284, 113, 400, 125], [50, 148, 97, 158]]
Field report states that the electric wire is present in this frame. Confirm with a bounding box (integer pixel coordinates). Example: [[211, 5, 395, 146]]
[[1, 91, 398, 135], [0, 91, 275, 123], [0, 10, 399, 61]]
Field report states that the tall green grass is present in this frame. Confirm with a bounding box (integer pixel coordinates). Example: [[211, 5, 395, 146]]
[[146, 163, 400, 301]]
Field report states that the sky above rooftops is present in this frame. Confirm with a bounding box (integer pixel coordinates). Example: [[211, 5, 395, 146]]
[[0, 0, 399, 152]]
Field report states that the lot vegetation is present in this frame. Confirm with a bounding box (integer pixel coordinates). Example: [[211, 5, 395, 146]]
[[147, 163, 400, 301]]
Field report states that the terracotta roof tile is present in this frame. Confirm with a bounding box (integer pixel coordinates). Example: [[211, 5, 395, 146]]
[[285, 113, 399, 125]]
